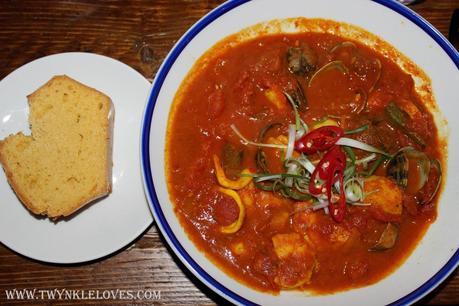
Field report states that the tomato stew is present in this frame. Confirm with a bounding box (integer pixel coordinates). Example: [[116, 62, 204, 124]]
[[166, 27, 443, 294]]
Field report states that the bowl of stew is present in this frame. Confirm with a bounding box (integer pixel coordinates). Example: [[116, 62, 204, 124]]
[[141, 0, 459, 305]]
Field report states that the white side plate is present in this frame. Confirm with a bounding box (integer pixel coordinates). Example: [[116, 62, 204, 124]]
[[0, 52, 153, 264]]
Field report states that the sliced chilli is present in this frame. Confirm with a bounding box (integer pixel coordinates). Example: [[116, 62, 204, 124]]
[[308, 146, 347, 222], [295, 126, 344, 154], [328, 162, 346, 222]]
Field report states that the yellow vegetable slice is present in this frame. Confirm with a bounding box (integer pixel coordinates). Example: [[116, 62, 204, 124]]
[[218, 187, 246, 234], [312, 118, 339, 130], [213, 155, 252, 190], [264, 87, 287, 109]]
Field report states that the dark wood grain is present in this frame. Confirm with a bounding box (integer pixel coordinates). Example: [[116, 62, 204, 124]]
[[0, 0, 458, 305]]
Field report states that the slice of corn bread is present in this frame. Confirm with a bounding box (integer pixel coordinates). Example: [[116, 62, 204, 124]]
[[0, 75, 113, 218]]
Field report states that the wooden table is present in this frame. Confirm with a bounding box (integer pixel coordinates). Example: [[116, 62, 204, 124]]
[[0, 1, 457, 305]]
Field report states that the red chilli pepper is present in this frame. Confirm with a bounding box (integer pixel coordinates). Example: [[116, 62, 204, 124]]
[[309, 146, 347, 222], [295, 126, 344, 154], [327, 162, 346, 222]]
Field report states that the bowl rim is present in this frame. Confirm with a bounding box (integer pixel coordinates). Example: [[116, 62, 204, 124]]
[[140, 0, 459, 305]]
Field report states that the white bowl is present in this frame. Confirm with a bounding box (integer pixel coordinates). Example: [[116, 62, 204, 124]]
[[141, 0, 459, 305]]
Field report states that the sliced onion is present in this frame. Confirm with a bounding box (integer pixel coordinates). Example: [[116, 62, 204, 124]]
[[298, 154, 316, 174], [355, 153, 377, 165], [334, 180, 341, 193], [336, 137, 390, 156], [285, 124, 296, 160], [295, 119, 309, 140], [284, 156, 315, 175], [295, 128, 306, 141], [285, 163, 298, 187], [344, 178, 364, 202], [296, 119, 309, 140], [231, 124, 287, 149], [294, 179, 310, 193], [312, 200, 330, 211], [350, 202, 371, 206], [253, 174, 283, 182]]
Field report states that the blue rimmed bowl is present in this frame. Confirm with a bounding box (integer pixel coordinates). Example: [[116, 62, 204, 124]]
[[141, 0, 459, 305]]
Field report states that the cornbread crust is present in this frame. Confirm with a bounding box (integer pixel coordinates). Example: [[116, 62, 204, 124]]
[[0, 75, 114, 218]]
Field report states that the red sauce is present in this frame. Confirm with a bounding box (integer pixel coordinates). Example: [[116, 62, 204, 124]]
[[166, 29, 442, 294]]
